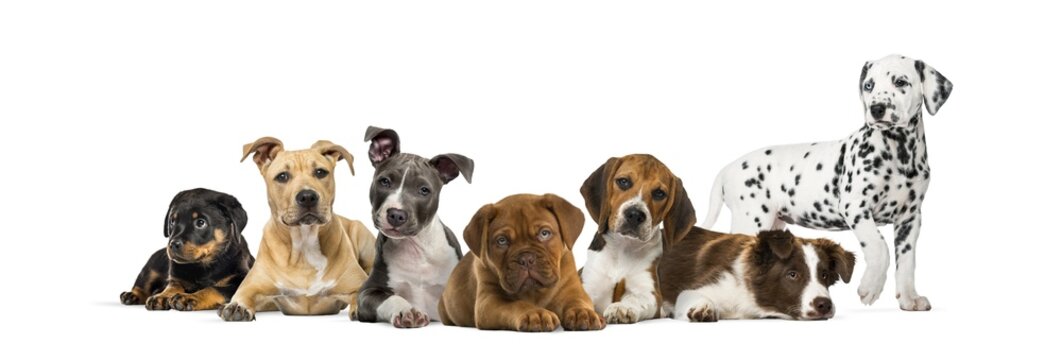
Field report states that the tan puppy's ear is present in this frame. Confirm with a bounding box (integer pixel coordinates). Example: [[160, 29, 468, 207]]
[[662, 176, 696, 250], [241, 137, 284, 170], [312, 140, 355, 176], [463, 203, 496, 258], [540, 194, 586, 250], [580, 157, 621, 234]]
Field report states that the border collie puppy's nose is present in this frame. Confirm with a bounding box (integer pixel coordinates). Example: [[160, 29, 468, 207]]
[[386, 208, 408, 227], [870, 104, 886, 120], [623, 208, 646, 225], [813, 297, 833, 315], [296, 190, 319, 208]]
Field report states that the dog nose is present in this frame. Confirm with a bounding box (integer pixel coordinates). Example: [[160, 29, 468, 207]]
[[517, 253, 536, 268], [812, 297, 833, 315], [169, 240, 183, 251], [296, 190, 319, 208], [869, 104, 886, 120], [386, 208, 408, 227], [623, 208, 647, 225]]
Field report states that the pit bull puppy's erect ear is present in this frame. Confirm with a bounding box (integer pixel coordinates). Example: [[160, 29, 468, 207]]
[[914, 60, 953, 116], [662, 176, 696, 250], [541, 194, 585, 250], [757, 230, 795, 262], [581, 157, 621, 234], [463, 203, 496, 258], [818, 240, 857, 284], [364, 126, 401, 167], [241, 137, 284, 170], [430, 154, 474, 184], [213, 193, 249, 241], [312, 140, 356, 176]]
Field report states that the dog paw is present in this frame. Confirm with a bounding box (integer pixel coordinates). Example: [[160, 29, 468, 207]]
[[562, 307, 605, 331], [516, 309, 560, 332], [218, 302, 255, 321], [169, 293, 206, 311], [857, 273, 886, 305], [120, 291, 143, 305], [687, 304, 718, 322], [603, 302, 638, 324], [899, 295, 932, 311], [145, 294, 172, 311], [391, 308, 430, 328]]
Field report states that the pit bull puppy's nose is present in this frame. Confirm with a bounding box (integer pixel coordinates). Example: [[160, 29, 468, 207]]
[[869, 104, 886, 120], [296, 190, 319, 208], [517, 253, 536, 268], [813, 297, 833, 315], [623, 208, 646, 225], [386, 208, 408, 227]]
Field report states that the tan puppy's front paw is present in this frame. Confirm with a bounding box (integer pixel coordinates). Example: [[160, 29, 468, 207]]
[[392, 308, 430, 328], [145, 294, 172, 311], [218, 302, 255, 321], [516, 309, 560, 332], [562, 307, 605, 331]]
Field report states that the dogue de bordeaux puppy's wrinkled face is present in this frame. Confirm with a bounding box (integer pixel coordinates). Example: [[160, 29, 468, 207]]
[[164, 189, 249, 265], [465, 194, 585, 296], [582, 154, 695, 247], [241, 137, 355, 227]]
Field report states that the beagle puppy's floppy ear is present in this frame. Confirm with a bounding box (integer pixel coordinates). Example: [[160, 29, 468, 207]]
[[312, 140, 356, 176], [540, 194, 585, 250], [430, 153, 474, 184], [662, 176, 696, 249], [241, 137, 284, 171], [364, 126, 401, 168], [580, 157, 621, 234], [463, 203, 496, 258], [914, 59, 953, 116]]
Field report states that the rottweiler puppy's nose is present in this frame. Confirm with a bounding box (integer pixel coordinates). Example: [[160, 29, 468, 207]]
[[169, 239, 183, 251], [386, 208, 408, 227], [296, 190, 319, 208], [813, 297, 833, 314], [623, 208, 646, 225], [870, 104, 886, 120]]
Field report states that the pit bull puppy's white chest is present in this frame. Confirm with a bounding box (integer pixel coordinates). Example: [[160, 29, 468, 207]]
[[383, 218, 458, 319]]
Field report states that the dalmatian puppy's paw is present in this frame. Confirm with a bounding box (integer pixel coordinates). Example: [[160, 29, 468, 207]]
[[857, 273, 886, 305], [899, 295, 932, 311], [218, 302, 255, 321], [603, 302, 638, 324], [391, 307, 430, 328]]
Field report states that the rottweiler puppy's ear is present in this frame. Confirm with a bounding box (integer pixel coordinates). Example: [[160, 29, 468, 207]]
[[430, 153, 474, 184], [364, 126, 400, 168], [662, 176, 696, 250], [580, 157, 621, 234], [164, 190, 192, 237], [312, 140, 355, 176], [241, 137, 284, 171], [541, 194, 585, 250], [213, 193, 249, 241], [463, 204, 495, 258]]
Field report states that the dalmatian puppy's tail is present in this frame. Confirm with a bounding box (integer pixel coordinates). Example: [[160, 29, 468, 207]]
[[700, 171, 725, 230]]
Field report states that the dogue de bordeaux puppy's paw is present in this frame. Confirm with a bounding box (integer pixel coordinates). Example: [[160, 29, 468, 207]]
[[169, 293, 214, 311], [145, 294, 173, 311], [120, 291, 143, 305], [562, 307, 605, 331], [687, 304, 719, 323], [218, 302, 255, 321], [392, 308, 431, 328], [516, 308, 560, 332]]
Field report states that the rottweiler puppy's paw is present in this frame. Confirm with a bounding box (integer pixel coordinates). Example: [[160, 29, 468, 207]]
[[145, 294, 172, 311], [120, 291, 143, 305], [169, 293, 212, 311], [516, 308, 560, 332], [391, 308, 430, 328], [562, 307, 606, 331], [218, 302, 255, 321]]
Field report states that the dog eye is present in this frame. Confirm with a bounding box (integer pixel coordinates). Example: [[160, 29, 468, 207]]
[[419, 186, 431, 196], [314, 168, 330, 179], [615, 177, 632, 190], [863, 82, 873, 92], [651, 189, 667, 201], [274, 172, 290, 183], [894, 79, 909, 87], [496, 236, 510, 247], [787, 271, 799, 280], [821, 272, 829, 281], [538, 229, 552, 241], [194, 219, 207, 229], [378, 177, 391, 188]]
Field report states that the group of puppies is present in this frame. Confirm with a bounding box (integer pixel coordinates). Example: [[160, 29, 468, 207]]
[[121, 54, 951, 330]]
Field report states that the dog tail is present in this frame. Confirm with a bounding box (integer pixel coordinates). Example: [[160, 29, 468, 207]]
[[700, 170, 726, 230]]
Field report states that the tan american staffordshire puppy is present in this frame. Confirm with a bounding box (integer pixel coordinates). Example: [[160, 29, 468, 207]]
[[218, 137, 376, 321]]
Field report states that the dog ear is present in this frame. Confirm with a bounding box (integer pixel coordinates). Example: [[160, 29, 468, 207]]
[[430, 154, 474, 184], [312, 140, 355, 176], [756, 230, 795, 262], [818, 240, 857, 284], [364, 126, 401, 168], [580, 157, 621, 234], [662, 176, 696, 250], [541, 194, 586, 250], [241, 137, 284, 170], [859, 61, 871, 93], [463, 203, 496, 258], [915, 60, 953, 115], [163, 190, 192, 237], [212, 192, 249, 242]]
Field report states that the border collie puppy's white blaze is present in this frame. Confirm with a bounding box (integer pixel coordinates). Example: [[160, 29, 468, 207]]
[[659, 229, 856, 321]]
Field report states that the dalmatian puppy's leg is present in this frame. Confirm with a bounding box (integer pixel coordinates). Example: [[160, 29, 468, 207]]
[[844, 213, 888, 305], [894, 211, 931, 311]]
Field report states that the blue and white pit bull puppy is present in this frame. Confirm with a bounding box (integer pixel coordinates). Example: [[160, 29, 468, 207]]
[[355, 126, 473, 327], [701, 55, 952, 311]]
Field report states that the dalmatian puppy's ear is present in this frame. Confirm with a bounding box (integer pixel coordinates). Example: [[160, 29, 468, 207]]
[[364, 126, 401, 168], [914, 60, 953, 115], [859, 61, 872, 93]]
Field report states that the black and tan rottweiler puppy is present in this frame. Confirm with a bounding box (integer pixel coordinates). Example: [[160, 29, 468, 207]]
[[119, 188, 255, 311]]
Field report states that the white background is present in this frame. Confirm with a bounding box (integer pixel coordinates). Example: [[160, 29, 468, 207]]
[[1, 1, 1057, 358]]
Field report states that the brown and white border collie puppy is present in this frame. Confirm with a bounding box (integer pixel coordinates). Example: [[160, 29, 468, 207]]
[[659, 229, 855, 321]]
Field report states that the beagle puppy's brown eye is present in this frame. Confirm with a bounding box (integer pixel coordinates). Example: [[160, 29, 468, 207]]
[[194, 218, 207, 229], [651, 189, 667, 201], [538, 229, 552, 241], [274, 172, 290, 183], [616, 177, 632, 190], [496, 236, 510, 247], [787, 270, 799, 280], [314, 168, 329, 179]]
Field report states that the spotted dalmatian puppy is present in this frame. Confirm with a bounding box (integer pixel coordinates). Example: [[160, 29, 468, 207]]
[[701, 54, 952, 311]]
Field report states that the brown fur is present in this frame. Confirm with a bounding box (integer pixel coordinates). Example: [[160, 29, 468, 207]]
[[438, 194, 604, 332]]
